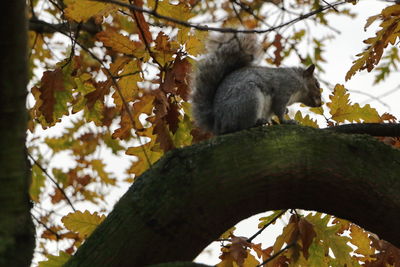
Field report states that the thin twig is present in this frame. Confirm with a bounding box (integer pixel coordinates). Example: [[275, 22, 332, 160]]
[[28, 152, 76, 212], [31, 213, 61, 240], [257, 242, 296, 267], [247, 210, 287, 242], [92, 0, 347, 34]]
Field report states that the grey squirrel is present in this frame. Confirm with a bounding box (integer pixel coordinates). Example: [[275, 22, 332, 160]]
[[191, 33, 322, 135]]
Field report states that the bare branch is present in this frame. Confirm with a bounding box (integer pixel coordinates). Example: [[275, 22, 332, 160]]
[[92, 0, 347, 33], [325, 123, 400, 137]]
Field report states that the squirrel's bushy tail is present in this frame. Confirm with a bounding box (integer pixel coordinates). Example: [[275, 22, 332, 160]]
[[191, 33, 260, 133]]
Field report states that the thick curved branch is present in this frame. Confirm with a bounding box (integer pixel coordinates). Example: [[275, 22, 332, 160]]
[[65, 125, 400, 266], [327, 123, 400, 137]]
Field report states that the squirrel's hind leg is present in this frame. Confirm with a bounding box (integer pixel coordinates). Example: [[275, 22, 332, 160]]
[[213, 83, 267, 134]]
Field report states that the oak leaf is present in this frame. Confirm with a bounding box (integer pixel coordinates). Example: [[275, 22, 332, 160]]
[[62, 210, 106, 238]]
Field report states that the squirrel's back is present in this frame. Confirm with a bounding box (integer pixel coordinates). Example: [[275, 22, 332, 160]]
[[191, 33, 261, 133]]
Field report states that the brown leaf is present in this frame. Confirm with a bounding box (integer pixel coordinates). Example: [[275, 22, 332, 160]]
[[112, 106, 134, 140], [85, 80, 111, 110], [161, 56, 192, 100], [39, 69, 65, 123], [298, 217, 316, 259], [272, 33, 283, 66], [132, 0, 152, 44], [165, 100, 180, 133], [50, 188, 65, 204]]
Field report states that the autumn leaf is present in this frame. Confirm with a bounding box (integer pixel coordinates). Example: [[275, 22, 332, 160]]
[[258, 210, 285, 228], [113, 60, 142, 110], [65, 0, 115, 22], [217, 235, 259, 267], [38, 251, 71, 267], [294, 111, 319, 128], [62, 211, 106, 238], [346, 4, 400, 80], [91, 159, 116, 185], [96, 30, 144, 56], [220, 226, 236, 239], [156, 1, 195, 28], [327, 84, 381, 123], [272, 33, 283, 66], [305, 213, 356, 266], [126, 140, 163, 177], [37, 69, 66, 124], [132, 0, 153, 44], [30, 164, 46, 202], [349, 224, 375, 261]]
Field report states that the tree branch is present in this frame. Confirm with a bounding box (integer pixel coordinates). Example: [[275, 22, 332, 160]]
[[65, 125, 400, 266], [326, 123, 400, 137], [92, 0, 347, 33]]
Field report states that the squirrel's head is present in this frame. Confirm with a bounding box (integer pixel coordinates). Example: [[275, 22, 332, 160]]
[[301, 64, 322, 107]]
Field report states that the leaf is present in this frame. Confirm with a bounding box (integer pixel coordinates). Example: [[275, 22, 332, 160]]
[[305, 213, 355, 266], [38, 251, 71, 267], [326, 84, 380, 123], [96, 30, 144, 56], [349, 225, 374, 259], [272, 33, 283, 66], [258, 210, 285, 229], [132, 0, 153, 44], [294, 111, 319, 128], [156, 1, 195, 28], [38, 69, 66, 124], [220, 226, 236, 239], [30, 164, 46, 202], [298, 217, 317, 259], [126, 140, 163, 177], [346, 5, 400, 80], [91, 159, 116, 185], [62, 211, 106, 238], [65, 0, 114, 22], [113, 60, 142, 110], [217, 235, 254, 267]]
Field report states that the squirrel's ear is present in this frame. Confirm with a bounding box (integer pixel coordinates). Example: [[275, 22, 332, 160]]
[[304, 64, 315, 77]]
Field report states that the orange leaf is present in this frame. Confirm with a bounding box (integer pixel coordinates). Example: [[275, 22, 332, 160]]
[[132, 0, 152, 44]]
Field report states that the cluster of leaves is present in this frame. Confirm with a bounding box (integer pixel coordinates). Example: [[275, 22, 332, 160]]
[[26, 0, 400, 265], [217, 211, 400, 267], [346, 4, 400, 81]]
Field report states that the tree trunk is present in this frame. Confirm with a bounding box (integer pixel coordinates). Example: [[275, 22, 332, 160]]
[[65, 125, 400, 266], [0, 1, 34, 266]]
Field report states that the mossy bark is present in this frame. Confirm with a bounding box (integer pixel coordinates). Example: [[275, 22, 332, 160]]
[[0, 1, 35, 266], [66, 125, 400, 266]]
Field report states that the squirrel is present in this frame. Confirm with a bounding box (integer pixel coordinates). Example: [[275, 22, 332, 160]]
[[190, 33, 322, 135]]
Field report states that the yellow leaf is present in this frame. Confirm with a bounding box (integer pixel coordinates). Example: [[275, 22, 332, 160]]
[[30, 164, 46, 202], [294, 111, 319, 128], [156, 1, 195, 27], [185, 32, 207, 56], [113, 60, 142, 110], [326, 84, 380, 123], [349, 224, 375, 259], [364, 14, 380, 30], [96, 30, 144, 56], [91, 159, 116, 185], [38, 251, 71, 267], [126, 141, 163, 177], [65, 0, 114, 22], [62, 210, 106, 238], [381, 4, 400, 18], [220, 226, 236, 239]]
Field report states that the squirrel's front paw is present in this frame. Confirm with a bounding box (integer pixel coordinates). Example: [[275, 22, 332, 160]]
[[281, 119, 298, 125]]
